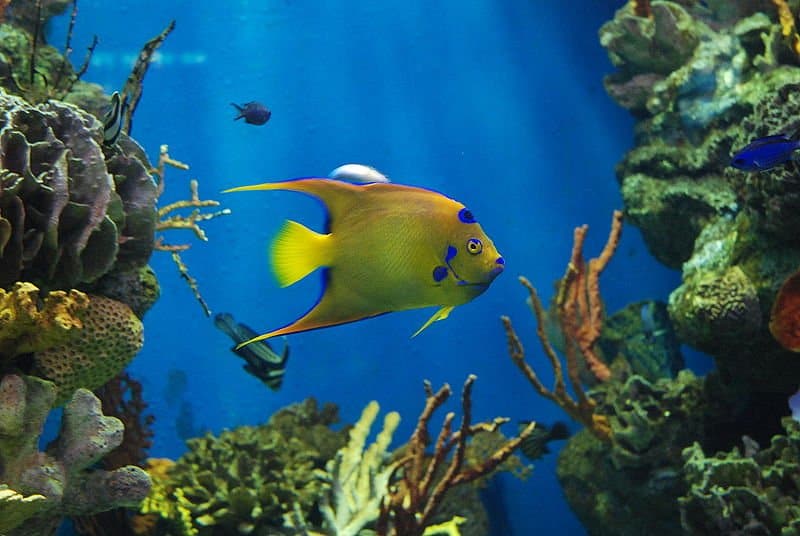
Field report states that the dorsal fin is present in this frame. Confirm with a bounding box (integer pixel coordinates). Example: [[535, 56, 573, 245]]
[[224, 178, 363, 229]]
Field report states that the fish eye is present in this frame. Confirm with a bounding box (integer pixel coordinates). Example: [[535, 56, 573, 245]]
[[466, 238, 483, 255], [458, 207, 476, 224]]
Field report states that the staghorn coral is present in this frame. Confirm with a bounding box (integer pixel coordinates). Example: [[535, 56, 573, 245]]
[[679, 417, 800, 534], [0, 281, 88, 357], [141, 398, 350, 535], [0, 373, 151, 535], [0, 88, 158, 290], [32, 294, 144, 405]]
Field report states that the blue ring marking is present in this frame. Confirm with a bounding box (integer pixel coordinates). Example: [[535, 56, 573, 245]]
[[458, 207, 476, 223]]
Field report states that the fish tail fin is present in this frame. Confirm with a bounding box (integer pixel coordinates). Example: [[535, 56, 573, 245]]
[[230, 102, 244, 120], [271, 220, 332, 287]]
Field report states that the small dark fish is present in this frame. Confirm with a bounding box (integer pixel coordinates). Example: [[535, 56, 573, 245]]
[[214, 312, 289, 390], [730, 133, 800, 171], [517, 420, 570, 461], [102, 91, 128, 145], [231, 101, 272, 125]]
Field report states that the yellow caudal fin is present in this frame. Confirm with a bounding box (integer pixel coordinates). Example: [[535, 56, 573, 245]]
[[412, 305, 455, 337], [271, 220, 333, 287]]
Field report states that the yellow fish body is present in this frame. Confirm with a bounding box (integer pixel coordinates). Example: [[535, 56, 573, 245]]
[[224, 178, 504, 346]]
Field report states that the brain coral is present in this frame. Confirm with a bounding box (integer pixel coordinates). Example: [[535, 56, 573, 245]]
[[32, 295, 144, 405], [0, 88, 158, 290]]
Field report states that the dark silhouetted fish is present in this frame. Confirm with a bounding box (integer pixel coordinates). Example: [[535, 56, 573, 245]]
[[517, 420, 570, 461], [214, 312, 289, 390], [163, 368, 188, 408], [231, 101, 272, 125]]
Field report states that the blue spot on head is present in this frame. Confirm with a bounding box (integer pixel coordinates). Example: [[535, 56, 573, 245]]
[[432, 266, 448, 282], [445, 245, 458, 263], [458, 208, 476, 224], [496, 257, 505, 265]]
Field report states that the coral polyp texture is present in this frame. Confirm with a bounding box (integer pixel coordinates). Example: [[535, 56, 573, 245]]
[[0, 374, 151, 535], [32, 294, 144, 405], [0, 281, 88, 357], [679, 417, 800, 535], [0, 88, 158, 291]]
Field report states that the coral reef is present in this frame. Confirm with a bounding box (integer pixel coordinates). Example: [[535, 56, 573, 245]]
[[600, 1, 800, 395], [0, 373, 151, 535], [679, 417, 800, 534], [598, 300, 684, 381], [32, 294, 144, 405], [0, 88, 158, 290], [556, 370, 713, 536], [140, 398, 350, 535]]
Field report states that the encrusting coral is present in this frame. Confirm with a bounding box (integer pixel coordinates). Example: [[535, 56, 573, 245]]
[[0, 373, 151, 535], [679, 417, 800, 534], [0, 281, 88, 357]]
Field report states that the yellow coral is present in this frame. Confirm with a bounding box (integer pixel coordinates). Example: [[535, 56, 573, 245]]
[[423, 516, 467, 536], [138, 458, 197, 536], [0, 484, 47, 533], [0, 282, 89, 357], [32, 295, 143, 405]]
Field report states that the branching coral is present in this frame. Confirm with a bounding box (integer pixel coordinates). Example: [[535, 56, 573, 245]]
[[152, 145, 230, 316], [376, 375, 534, 536], [501, 211, 623, 441], [313, 400, 400, 536], [0, 373, 151, 535]]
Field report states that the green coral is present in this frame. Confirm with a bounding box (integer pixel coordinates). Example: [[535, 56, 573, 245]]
[[144, 399, 350, 535], [679, 417, 800, 535], [557, 371, 711, 536], [598, 300, 684, 381]]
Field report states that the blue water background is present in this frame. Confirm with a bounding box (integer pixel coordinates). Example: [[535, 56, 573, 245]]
[[53, 1, 690, 533]]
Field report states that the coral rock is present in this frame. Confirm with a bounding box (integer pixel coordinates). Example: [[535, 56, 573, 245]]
[[33, 295, 144, 405], [0, 374, 151, 535]]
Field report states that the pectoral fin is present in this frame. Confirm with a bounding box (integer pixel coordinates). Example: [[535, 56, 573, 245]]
[[412, 305, 455, 338]]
